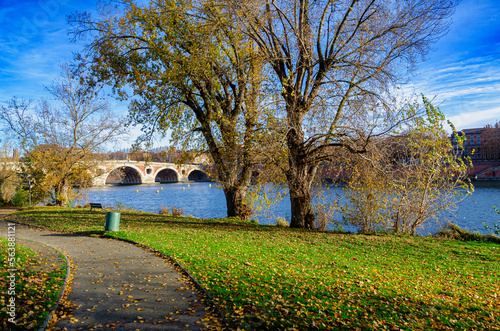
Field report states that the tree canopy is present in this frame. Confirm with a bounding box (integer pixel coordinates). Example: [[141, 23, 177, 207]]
[[70, 0, 460, 227], [482, 122, 500, 161], [0, 64, 125, 205], [225, 0, 459, 228], [70, 0, 268, 218]]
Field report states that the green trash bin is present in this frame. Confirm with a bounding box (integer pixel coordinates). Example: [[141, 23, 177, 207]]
[[104, 212, 121, 231]]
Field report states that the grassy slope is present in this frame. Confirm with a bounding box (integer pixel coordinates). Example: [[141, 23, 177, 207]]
[[6, 207, 500, 330], [0, 237, 66, 330]]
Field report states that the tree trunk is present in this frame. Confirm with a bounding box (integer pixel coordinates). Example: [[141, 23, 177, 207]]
[[290, 194, 315, 229], [206, 144, 252, 220], [55, 178, 69, 206], [287, 166, 315, 229], [286, 122, 316, 229], [220, 158, 253, 220], [392, 211, 400, 234], [224, 185, 250, 220]]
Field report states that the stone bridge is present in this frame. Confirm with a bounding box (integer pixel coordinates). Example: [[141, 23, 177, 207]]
[[93, 160, 210, 186]]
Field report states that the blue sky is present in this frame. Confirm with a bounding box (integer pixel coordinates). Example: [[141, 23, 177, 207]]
[[1, 0, 499, 146], [407, 0, 500, 129]]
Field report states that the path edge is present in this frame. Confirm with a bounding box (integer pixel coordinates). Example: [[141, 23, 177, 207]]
[[2, 215, 229, 328], [37, 242, 71, 331], [1, 209, 72, 330], [107, 235, 229, 327]]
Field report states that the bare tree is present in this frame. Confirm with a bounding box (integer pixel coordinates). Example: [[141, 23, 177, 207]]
[[0, 64, 125, 205], [221, 0, 459, 228]]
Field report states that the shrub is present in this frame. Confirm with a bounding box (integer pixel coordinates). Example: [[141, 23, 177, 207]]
[[11, 188, 28, 207], [276, 217, 289, 227], [159, 206, 170, 215], [314, 202, 338, 231], [113, 200, 134, 211], [170, 206, 184, 217], [158, 206, 184, 217], [341, 97, 473, 235]]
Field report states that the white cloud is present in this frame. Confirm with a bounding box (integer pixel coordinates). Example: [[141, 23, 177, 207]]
[[404, 48, 500, 131], [447, 108, 500, 130], [436, 83, 500, 100]]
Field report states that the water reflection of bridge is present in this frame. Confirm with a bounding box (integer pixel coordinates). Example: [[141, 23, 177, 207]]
[[94, 161, 210, 186]]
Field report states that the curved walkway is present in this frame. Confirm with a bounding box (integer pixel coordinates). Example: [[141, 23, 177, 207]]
[[0, 212, 215, 331]]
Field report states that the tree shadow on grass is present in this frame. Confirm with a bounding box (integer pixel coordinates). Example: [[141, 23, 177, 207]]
[[11, 207, 354, 237]]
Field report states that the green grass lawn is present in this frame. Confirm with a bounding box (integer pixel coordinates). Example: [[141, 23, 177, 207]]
[[0, 236, 67, 330], [5, 207, 500, 330]]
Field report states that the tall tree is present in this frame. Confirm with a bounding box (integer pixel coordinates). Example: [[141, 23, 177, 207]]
[[69, 0, 266, 219], [0, 64, 125, 205], [228, 0, 458, 228], [221, 0, 456, 228]]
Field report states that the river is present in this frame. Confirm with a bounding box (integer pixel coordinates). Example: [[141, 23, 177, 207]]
[[85, 181, 500, 235]]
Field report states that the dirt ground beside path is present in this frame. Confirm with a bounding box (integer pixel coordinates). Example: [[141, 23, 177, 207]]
[[0, 216, 220, 330]]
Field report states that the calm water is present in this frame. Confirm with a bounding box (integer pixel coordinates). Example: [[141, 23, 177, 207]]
[[85, 181, 500, 235]]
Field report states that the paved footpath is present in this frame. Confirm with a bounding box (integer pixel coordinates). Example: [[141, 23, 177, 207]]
[[0, 211, 217, 331]]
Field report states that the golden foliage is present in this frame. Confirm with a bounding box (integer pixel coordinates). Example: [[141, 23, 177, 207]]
[[342, 97, 473, 235]]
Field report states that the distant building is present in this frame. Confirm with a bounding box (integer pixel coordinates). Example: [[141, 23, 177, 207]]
[[452, 128, 485, 161], [451, 126, 500, 162]]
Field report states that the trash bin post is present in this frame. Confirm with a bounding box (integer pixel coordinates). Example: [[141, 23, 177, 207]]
[[104, 212, 121, 231]]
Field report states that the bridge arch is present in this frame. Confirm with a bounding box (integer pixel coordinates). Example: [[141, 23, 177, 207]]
[[155, 168, 180, 183], [105, 165, 143, 185], [187, 169, 209, 181]]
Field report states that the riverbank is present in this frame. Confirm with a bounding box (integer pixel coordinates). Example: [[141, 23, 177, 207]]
[[4, 207, 500, 330], [83, 181, 500, 235]]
